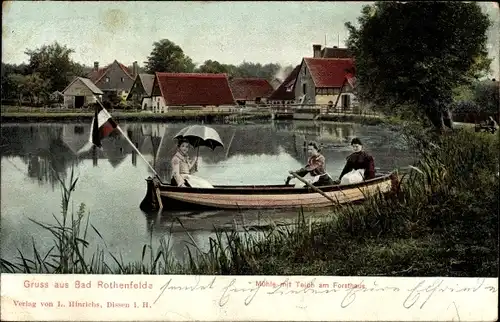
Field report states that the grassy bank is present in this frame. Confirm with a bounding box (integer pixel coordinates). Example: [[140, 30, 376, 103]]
[[0, 108, 272, 123], [1, 126, 498, 276], [2, 105, 385, 124]]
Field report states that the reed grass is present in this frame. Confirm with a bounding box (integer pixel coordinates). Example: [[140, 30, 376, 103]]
[[1, 126, 498, 276]]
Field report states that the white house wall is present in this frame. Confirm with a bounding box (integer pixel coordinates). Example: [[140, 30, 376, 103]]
[[141, 97, 152, 110], [63, 95, 99, 108], [64, 79, 95, 96], [315, 93, 357, 111], [294, 63, 317, 106], [315, 94, 338, 105], [151, 96, 167, 113]]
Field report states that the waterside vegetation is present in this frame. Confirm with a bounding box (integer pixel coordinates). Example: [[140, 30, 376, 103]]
[[0, 105, 385, 125]]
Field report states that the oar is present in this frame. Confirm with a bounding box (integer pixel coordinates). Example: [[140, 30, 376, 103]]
[[288, 171, 337, 204]]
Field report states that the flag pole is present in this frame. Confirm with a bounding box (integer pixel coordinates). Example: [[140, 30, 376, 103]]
[[94, 98, 160, 178]]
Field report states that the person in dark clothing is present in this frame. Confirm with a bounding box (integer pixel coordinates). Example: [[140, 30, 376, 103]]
[[287, 141, 335, 187], [339, 138, 376, 182]]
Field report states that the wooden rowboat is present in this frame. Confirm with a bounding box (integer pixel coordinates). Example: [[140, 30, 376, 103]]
[[139, 172, 399, 212]]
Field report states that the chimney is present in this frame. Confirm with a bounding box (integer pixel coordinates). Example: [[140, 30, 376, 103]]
[[133, 61, 139, 77], [93, 62, 99, 71], [313, 44, 322, 58]]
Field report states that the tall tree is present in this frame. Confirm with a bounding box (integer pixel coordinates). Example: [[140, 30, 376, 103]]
[[345, 2, 492, 132], [194, 59, 290, 81], [473, 79, 499, 114], [25, 42, 83, 92], [232, 62, 285, 80], [144, 39, 195, 73], [195, 60, 230, 74], [1, 63, 29, 99], [7, 73, 50, 104]]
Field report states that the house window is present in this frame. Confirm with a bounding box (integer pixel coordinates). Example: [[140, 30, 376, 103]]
[[121, 77, 124, 83], [302, 84, 306, 95], [327, 88, 341, 95], [105, 77, 110, 83]]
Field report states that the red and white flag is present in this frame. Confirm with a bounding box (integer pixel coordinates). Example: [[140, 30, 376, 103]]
[[345, 72, 357, 89], [91, 104, 117, 148]]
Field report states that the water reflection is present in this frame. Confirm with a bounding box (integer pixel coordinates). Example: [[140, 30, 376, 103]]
[[1, 120, 413, 266], [1, 121, 367, 187], [1, 120, 411, 195]]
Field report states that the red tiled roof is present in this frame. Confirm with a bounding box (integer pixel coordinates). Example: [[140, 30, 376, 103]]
[[155, 73, 235, 106], [267, 65, 301, 101], [87, 60, 133, 83], [304, 58, 355, 88], [229, 78, 274, 100]]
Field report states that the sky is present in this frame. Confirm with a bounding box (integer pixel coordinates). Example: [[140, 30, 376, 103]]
[[2, 1, 499, 77]]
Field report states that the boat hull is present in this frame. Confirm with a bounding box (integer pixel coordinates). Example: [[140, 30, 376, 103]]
[[139, 172, 399, 212]]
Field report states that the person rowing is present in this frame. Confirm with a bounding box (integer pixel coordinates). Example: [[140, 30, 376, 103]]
[[286, 141, 335, 187], [339, 137, 375, 184]]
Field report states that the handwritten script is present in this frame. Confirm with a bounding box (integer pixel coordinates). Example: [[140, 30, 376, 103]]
[[152, 276, 497, 311]]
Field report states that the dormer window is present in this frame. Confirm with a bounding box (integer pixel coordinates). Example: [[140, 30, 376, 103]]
[[105, 77, 110, 83]]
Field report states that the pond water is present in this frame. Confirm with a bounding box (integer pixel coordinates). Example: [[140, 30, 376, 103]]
[[1, 120, 414, 266]]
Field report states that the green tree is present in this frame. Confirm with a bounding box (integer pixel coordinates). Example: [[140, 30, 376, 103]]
[[25, 42, 83, 92], [345, 1, 492, 132], [1, 63, 29, 99], [144, 39, 195, 73], [195, 60, 230, 74], [230, 62, 286, 80], [194, 60, 290, 81], [473, 79, 499, 114], [8, 73, 50, 104]]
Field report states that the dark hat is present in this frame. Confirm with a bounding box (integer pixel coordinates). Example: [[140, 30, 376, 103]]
[[351, 138, 362, 145]]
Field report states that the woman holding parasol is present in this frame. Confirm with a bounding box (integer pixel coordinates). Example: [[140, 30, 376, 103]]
[[170, 125, 224, 188], [170, 138, 199, 187]]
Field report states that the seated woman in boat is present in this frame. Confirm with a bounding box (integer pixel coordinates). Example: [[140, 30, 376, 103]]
[[339, 137, 375, 185], [287, 141, 335, 187], [171, 138, 198, 187], [170, 138, 214, 188]]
